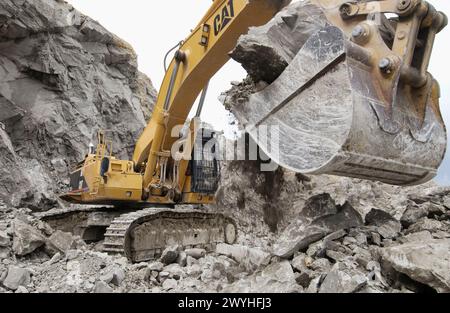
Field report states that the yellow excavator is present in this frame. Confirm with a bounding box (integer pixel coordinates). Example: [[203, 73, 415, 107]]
[[55, 0, 447, 262]]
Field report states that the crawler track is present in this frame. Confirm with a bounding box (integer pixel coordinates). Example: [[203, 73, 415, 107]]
[[103, 208, 237, 263]]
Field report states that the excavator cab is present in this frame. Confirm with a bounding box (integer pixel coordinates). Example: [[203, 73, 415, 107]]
[[239, 0, 447, 186], [190, 128, 221, 195]]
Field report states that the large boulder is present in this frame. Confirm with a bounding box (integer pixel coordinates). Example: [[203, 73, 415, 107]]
[[379, 239, 450, 293], [11, 219, 46, 256], [0, 0, 157, 210], [231, 0, 328, 83]]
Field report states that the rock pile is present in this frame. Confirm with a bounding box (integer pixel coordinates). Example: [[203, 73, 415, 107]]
[[1, 187, 449, 293]]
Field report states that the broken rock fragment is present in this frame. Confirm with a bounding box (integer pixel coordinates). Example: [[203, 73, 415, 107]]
[[404, 218, 448, 235], [160, 245, 179, 265], [319, 261, 367, 293], [12, 219, 46, 256], [379, 238, 450, 293], [365, 209, 402, 239], [401, 202, 446, 228], [216, 243, 271, 272], [0, 230, 10, 247], [223, 261, 300, 293], [273, 194, 363, 258], [3, 266, 31, 291], [93, 281, 113, 293], [185, 248, 206, 260], [46, 230, 76, 254]]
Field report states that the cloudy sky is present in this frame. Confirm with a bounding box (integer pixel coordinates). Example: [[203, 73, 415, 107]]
[[67, 0, 450, 185]]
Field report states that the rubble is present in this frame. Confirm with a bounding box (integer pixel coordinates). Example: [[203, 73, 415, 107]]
[[401, 202, 446, 228], [223, 261, 300, 293], [319, 261, 367, 293], [162, 279, 178, 291], [176, 252, 187, 267], [100, 266, 126, 287]]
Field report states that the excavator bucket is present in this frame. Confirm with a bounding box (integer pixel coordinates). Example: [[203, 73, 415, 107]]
[[238, 4, 447, 186]]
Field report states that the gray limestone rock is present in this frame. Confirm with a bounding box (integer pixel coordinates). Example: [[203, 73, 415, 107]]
[[162, 278, 178, 290], [177, 252, 187, 267], [223, 261, 300, 293], [319, 262, 367, 293], [401, 202, 446, 228], [93, 281, 113, 293], [404, 218, 448, 235], [3, 266, 31, 291], [231, 1, 328, 83], [379, 239, 450, 293], [0, 0, 157, 210], [0, 230, 10, 247], [148, 261, 164, 272], [185, 248, 206, 260], [365, 209, 402, 239], [12, 219, 46, 256], [160, 245, 179, 265], [101, 266, 125, 287], [46, 230, 76, 254], [216, 243, 271, 272], [273, 194, 363, 258]]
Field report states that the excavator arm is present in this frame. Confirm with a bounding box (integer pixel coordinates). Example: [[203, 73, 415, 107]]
[[132, 0, 290, 195]]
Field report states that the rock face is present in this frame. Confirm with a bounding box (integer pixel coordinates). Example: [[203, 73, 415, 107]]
[[0, 0, 157, 210], [12, 219, 46, 256]]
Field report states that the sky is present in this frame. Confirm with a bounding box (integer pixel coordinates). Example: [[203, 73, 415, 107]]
[[67, 0, 450, 185]]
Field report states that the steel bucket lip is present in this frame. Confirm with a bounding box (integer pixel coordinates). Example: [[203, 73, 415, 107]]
[[240, 25, 354, 173]]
